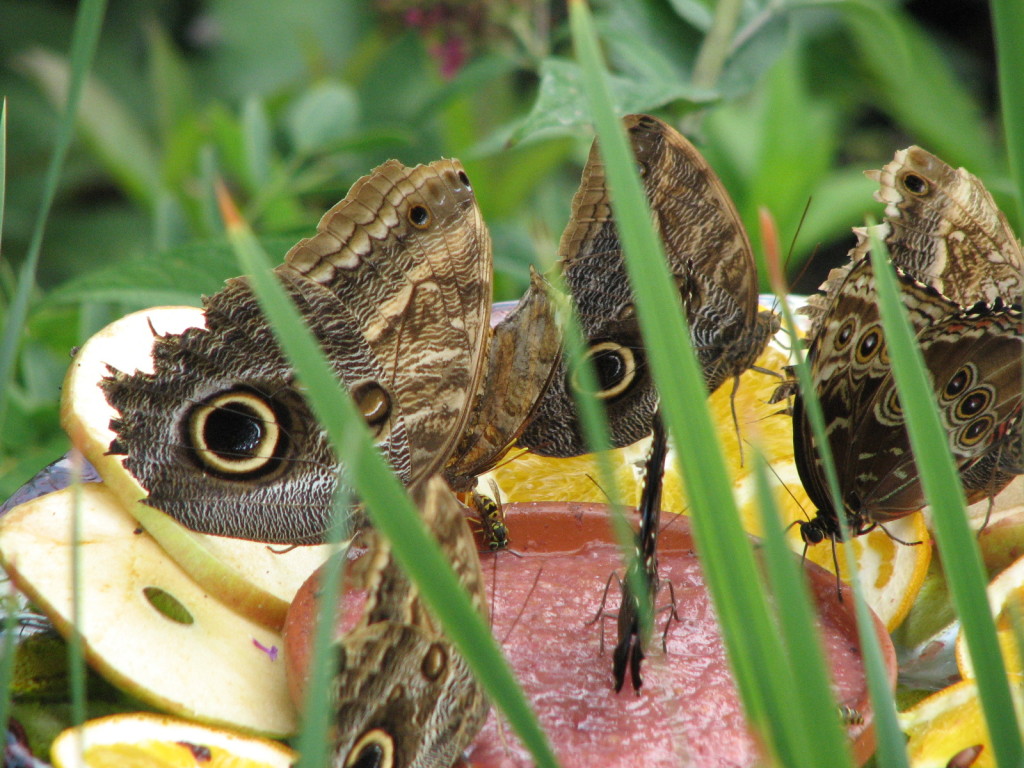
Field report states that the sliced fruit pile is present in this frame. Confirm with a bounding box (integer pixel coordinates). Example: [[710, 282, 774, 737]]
[[484, 337, 932, 631], [0, 308, 332, 757], [899, 518, 1024, 768]]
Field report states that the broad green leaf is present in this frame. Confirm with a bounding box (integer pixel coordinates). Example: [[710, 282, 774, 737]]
[[512, 59, 712, 143], [666, 0, 714, 31], [242, 96, 274, 191], [717, 9, 792, 98], [839, 0, 997, 176], [41, 237, 298, 309], [286, 81, 361, 156], [993, 0, 1024, 222]]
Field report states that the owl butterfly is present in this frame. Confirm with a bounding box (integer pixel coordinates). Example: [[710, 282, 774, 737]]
[[102, 159, 534, 767], [793, 146, 1023, 546], [514, 115, 778, 692], [102, 158, 558, 544], [331, 475, 489, 768], [518, 114, 779, 456]]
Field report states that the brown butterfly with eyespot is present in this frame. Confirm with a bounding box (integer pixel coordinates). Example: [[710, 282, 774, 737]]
[[102, 158, 559, 545], [789, 147, 1023, 547], [517, 114, 779, 457], [507, 115, 779, 693], [330, 475, 489, 768], [101, 158, 550, 768]]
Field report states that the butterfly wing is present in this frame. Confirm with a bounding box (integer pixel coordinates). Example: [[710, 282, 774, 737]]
[[103, 160, 492, 543], [868, 145, 1024, 306], [332, 476, 489, 768], [848, 301, 1022, 520], [519, 114, 775, 457], [795, 258, 960, 530], [444, 268, 562, 489]]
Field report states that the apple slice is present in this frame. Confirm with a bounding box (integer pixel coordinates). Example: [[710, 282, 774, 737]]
[[60, 306, 329, 629], [50, 712, 296, 768], [0, 483, 297, 737]]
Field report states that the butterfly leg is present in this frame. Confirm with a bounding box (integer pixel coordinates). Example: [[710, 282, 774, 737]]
[[587, 570, 624, 656], [658, 579, 684, 652], [728, 375, 745, 467]]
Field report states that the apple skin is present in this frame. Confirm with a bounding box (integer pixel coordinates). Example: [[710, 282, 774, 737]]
[[58, 306, 330, 630]]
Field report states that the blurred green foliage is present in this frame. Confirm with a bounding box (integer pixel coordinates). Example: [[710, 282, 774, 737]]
[[0, 0, 1013, 497]]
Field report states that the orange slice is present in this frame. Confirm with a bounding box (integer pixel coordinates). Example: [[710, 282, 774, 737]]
[[899, 678, 1022, 768], [485, 337, 931, 631], [50, 713, 295, 768], [956, 550, 1024, 680]]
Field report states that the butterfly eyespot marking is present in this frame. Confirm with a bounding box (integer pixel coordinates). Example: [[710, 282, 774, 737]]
[[958, 389, 991, 419], [344, 729, 393, 768], [571, 341, 638, 400], [961, 415, 994, 446], [855, 327, 882, 362], [636, 160, 650, 178], [351, 380, 392, 437], [421, 642, 448, 681], [944, 367, 973, 399], [458, 169, 470, 188], [187, 391, 283, 476], [408, 204, 431, 229], [886, 388, 902, 416], [835, 319, 856, 349], [900, 171, 930, 196]]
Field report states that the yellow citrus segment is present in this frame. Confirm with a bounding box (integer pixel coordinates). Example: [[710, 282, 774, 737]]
[[485, 338, 931, 631], [82, 743, 275, 768], [899, 678, 1024, 768], [957, 551, 1024, 680], [50, 713, 295, 768]]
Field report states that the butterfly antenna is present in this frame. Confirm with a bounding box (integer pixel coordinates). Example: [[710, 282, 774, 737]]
[[488, 446, 532, 475], [877, 522, 923, 547], [777, 197, 817, 300], [830, 541, 845, 603], [584, 473, 612, 503]]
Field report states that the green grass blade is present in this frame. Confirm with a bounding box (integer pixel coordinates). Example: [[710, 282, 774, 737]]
[[992, 0, 1024, 224], [0, 96, 14, 731], [68, 461, 87, 732], [869, 234, 1023, 766], [0, 0, 108, 430], [0, 100, 5, 258], [292, 495, 349, 768], [852, 571, 910, 768], [569, 2, 853, 763], [542, 275, 649, 642], [770, 246, 909, 768], [752, 449, 854, 766], [219, 195, 558, 768]]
